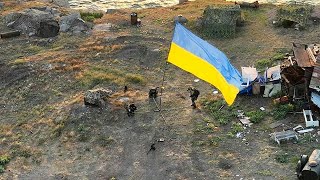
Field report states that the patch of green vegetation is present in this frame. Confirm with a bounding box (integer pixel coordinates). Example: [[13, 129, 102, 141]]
[[77, 124, 91, 142], [11, 145, 32, 158], [257, 169, 273, 176], [203, 99, 237, 125], [275, 152, 290, 163], [96, 136, 115, 147], [194, 122, 215, 134], [208, 136, 222, 147], [10, 58, 27, 65], [230, 122, 243, 134], [125, 73, 144, 84], [255, 52, 286, 71], [246, 110, 266, 123], [79, 66, 145, 88], [255, 58, 272, 71], [192, 140, 207, 147], [272, 103, 294, 120], [80, 12, 103, 22], [0, 155, 10, 173], [271, 53, 285, 61]]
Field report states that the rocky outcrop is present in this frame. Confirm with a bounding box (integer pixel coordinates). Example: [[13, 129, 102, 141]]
[[84, 88, 113, 107], [38, 20, 60, 38], [59, 12, 91, 34], [5, 7, 90, 37], [5, 8, 55, 36]]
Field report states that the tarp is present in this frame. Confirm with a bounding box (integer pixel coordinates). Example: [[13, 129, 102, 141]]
[[167, 23, 243, 105]]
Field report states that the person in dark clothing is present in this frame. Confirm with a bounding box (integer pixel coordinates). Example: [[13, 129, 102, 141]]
[[188, 87, 200, 108], [125, 103, 137, 117], [124, 85, 128, 93], [149, 87, 159, 98]]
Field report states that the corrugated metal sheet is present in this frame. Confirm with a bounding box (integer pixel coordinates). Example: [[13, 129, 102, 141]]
[[293, 43, 316, 67], [311, 92, 320, 108], [310, 63, 320, 91]]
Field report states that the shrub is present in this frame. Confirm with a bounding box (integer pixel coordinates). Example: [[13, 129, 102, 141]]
[[246, 110, 266, 123], [255, 58, 272, 71], [275, 152, 290, 163], [204, 99, 237, 125], [230, 122, 243, 134], [80, 12, 103, 22], [125, 74, 145, 84], [0, 155, 10, 165], [272, 103, 294, 120]]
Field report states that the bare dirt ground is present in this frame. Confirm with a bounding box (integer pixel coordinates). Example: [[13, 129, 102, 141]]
[[1, 0, 320, 180]]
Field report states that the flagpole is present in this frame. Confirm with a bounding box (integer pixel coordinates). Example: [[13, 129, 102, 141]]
[[159, 22, 178, 111]]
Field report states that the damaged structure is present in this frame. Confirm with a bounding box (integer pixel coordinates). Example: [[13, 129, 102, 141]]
[[199, 5, 242, 38], [275, 5, 313, 29]]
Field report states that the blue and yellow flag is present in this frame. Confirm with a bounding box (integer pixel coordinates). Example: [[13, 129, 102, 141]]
[[167, 23, 243, 105]]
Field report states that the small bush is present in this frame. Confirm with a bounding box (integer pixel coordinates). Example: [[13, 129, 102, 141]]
[[125, 74, 145, 84], [272, 103, 294, 120], [208, 136, 222, 146], [0, 155, 10, 165], [255, 58, 272, 71], [230, 122, 243, 134], [80, 12, 103, 22], [246, 110, 266, 123], [271, 53, 285, 61], [0, 155, 10, 173], [275, 152, 290, 163], [0, 166, 4, 173], [204, 99, 237, 125]]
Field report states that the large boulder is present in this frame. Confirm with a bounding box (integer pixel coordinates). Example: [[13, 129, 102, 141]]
[[84, 88, 113, 107], [59, 13, 90, 34], [5, 8, 57, 36], [37, 20, 60, 38]]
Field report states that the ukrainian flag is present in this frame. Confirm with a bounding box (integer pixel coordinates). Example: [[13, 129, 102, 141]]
[[167, 23, 243, 105]]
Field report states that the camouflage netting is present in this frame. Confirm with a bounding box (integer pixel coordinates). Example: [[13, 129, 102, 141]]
[[200, 5, 241, 38], [276, 5, 313, 28]]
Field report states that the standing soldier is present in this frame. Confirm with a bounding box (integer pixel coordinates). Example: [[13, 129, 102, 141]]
[[188, 87, 200, 109]]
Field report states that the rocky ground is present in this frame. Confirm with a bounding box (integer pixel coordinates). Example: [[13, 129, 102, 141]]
[[1, 0, 320, 179]]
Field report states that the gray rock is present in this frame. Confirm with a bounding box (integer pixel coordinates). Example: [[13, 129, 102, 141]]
[[5, 8, 55, 35], [59, 13, 90, 34], [84, 88, 113, 107], [54, 0, 70, 7], [37, 20, 60, 38], [174, 15, 188, 24]]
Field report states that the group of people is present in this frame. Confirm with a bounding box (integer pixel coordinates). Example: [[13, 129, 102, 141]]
[[124, 86, 200, 117]]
